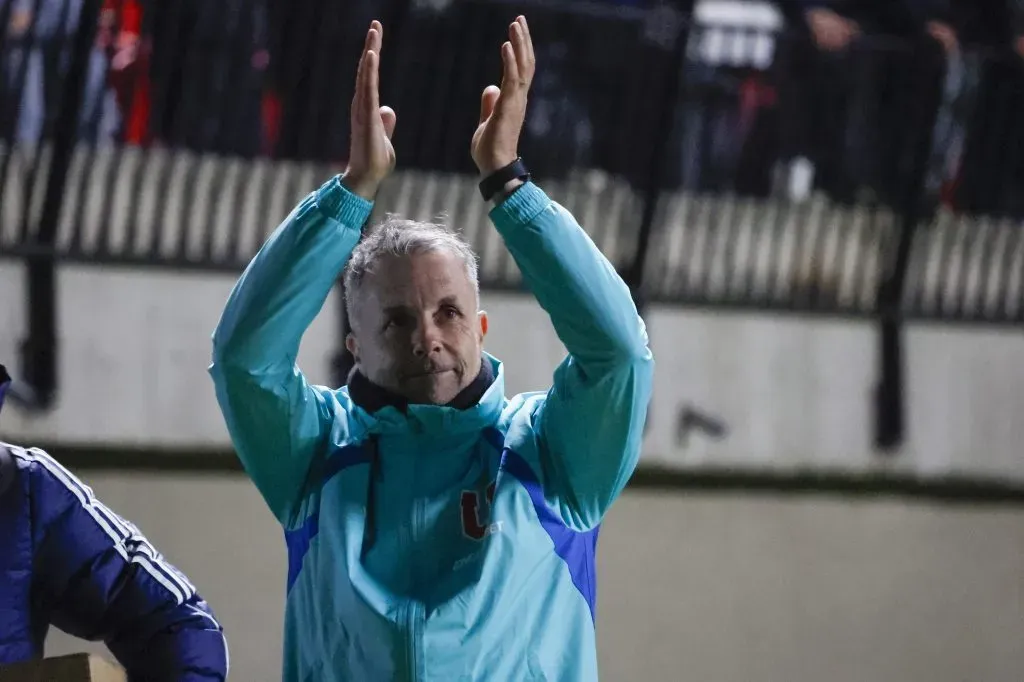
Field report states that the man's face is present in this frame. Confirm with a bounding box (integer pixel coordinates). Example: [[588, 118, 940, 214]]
[[347, 250, 487, 405]]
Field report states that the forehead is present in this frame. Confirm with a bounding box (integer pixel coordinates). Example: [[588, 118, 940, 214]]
[[364, 250, 475, 303]]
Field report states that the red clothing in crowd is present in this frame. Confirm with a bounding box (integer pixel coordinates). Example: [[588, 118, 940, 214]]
[[102, 0, 150, 144]]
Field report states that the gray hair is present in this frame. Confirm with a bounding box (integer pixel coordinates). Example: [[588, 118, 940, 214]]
[[343, 215, 480, 329]]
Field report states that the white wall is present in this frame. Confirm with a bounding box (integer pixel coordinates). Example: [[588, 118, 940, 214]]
[[644, 311, 1024, 481], [1, 264, 1023, 480], [42, 472, 1024, 682]]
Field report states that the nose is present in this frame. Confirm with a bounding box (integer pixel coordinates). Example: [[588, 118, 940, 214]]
[[411, 318, 443, 358]]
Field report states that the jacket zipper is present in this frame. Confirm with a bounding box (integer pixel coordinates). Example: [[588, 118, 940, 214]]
[[406, 431, 424, 682], [405, 495, 425, 682], [407, 598, 423, 681]]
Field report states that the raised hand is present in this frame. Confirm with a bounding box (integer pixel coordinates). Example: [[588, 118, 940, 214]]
[[926, 20, 958, 55], [805, 8, 859, 52], [342, 21, 397, 200], [471, 16, 536, 177]]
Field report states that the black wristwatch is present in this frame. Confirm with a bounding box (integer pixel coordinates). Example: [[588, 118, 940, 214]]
[[478, 158, 531, 201]]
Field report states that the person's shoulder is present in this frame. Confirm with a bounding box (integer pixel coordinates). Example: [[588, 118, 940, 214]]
[[2, 443, 69, 477], [324, 384, 376, 438], [502, 391, 547, 420], [0, 442, 42, 491], [304, 385, 376, 464], [497, 391, 548, 450], [0, 443, 75, 530], [330, 384, 356, 410], [0, 443, 81, 512], [0, 441, 19, 497]]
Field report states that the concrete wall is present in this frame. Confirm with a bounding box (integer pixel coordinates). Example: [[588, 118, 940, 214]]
[[2, 263, 1023, 480], [41, 472, 1024, 682], [4, 257, 1021, 680]]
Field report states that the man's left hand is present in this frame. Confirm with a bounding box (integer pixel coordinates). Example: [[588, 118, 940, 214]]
[[344, 21, 398, 200], [471, 16, 536, 177], [926, 20, 958, 55]]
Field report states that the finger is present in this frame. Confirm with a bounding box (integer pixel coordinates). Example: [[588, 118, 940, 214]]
[[369, 21, 382, 56], [510, 22, 529, 84], [479, 85, 500, 124], [499, 41, 519, 92], [359, 24, 379, 72], [353, 27, 376, 116], [516, 16, 535, 77], [353, 54, 366, 121], [366, 50, 381, 115], [380, 106, 397, 139]]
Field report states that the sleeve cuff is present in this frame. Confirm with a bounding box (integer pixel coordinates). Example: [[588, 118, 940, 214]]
[[488, 181, 551, 233], [314, 175, 374, 228]]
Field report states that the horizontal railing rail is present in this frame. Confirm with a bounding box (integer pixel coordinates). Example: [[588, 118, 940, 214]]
[[1, 0, 1021, 325]]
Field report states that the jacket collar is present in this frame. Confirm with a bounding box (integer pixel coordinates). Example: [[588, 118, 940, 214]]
[[346, 353, 505, 436], [347, 356, 494, 414]]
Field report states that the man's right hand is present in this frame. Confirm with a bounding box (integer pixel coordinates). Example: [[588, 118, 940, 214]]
[[806, 8, 859, 52], [9, 10, 32, 37], [342, 21, 397, 201]]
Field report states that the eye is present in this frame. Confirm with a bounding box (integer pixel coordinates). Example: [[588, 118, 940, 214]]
[[440, 305, 461, 320]]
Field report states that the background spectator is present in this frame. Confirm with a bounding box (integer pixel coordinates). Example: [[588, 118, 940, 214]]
[[773, 0, 955, 206], [146, 0, 268, 157], [952, 0, 1024, 218], [1, 0, 118, 147]]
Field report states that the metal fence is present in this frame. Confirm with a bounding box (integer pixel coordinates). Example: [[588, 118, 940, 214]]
[[2, 1, 1024, 317], [2, 0, 1023, 451], [2, 0, 1021, 325], [4, 0, 1019, 323]]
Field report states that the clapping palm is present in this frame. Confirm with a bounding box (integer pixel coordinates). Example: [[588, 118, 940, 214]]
[[344, 21, 397, 199], [471, 16, 536, 176], [343, 16, 536, 198]]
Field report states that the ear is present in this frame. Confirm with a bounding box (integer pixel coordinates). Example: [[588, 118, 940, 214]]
[[477, 310, 488, 343], [345, 333, 359, 362]]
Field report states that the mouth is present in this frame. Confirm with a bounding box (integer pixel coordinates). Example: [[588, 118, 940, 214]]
[[404, 368, 452, 380]]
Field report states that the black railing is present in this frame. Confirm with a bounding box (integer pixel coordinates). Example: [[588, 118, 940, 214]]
[[2, 0, 1023, 421], [3, 0, 1021, 324]]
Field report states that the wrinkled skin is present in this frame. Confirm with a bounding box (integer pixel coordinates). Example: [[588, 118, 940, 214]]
[[346, 250, 488, 405]]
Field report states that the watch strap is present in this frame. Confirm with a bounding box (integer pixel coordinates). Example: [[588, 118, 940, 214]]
[[478, 158, 531, 201]]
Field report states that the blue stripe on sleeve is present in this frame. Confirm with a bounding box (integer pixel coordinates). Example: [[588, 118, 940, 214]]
[[499, 447, 601, 622], [284, 443, 369, 592]]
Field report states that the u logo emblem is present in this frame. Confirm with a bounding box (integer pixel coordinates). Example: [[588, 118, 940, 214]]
[[460, 482, 497, 540]]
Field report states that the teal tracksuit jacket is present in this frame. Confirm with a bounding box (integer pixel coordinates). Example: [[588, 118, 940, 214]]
[[209, 177, 654, 681]]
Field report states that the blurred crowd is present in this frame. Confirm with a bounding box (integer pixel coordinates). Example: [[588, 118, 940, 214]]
[[771, 0, 1024, 218], [2, 0, 1024, 218]]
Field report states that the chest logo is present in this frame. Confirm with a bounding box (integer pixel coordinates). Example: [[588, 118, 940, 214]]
[[460, 482, 500, 540]]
